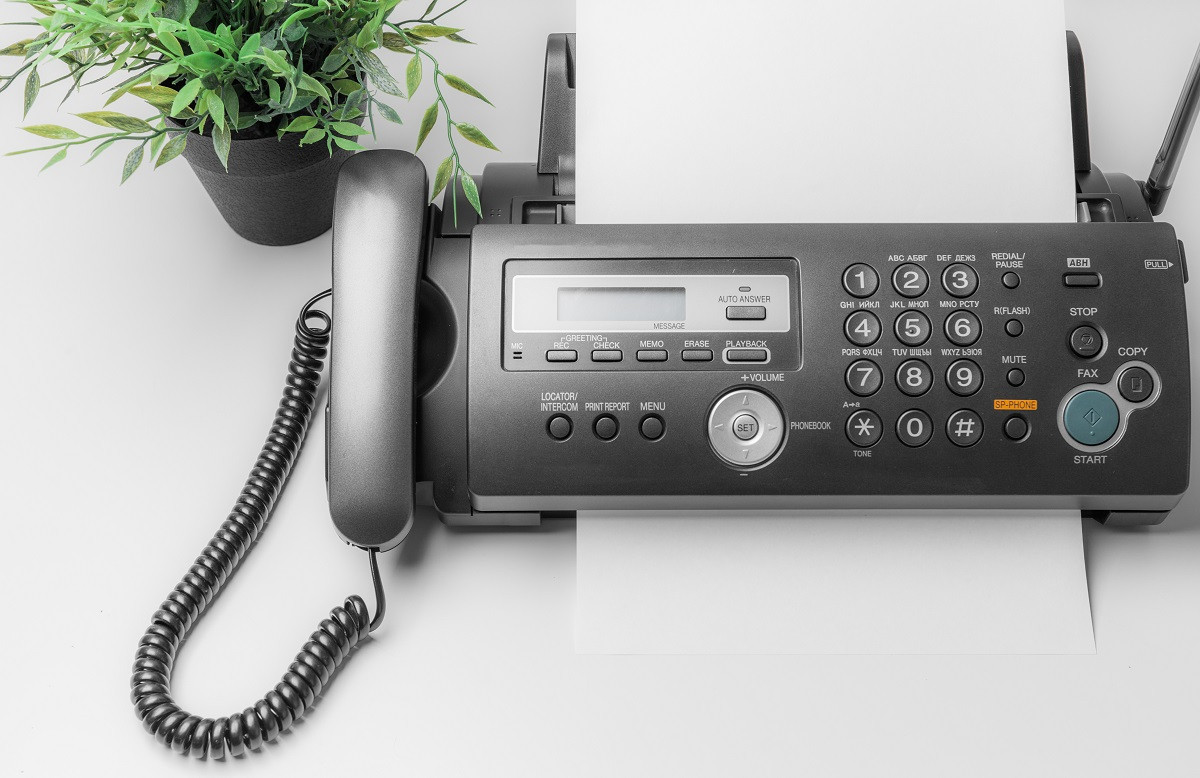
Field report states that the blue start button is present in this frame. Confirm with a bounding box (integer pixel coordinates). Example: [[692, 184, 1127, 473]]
[[1063, 390, 1120, 446]]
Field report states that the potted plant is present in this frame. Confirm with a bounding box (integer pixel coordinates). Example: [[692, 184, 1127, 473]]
[[0, 0, 496, 245]]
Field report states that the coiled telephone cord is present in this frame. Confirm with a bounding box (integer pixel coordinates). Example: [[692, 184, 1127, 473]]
[[129, 291, 385, 758]]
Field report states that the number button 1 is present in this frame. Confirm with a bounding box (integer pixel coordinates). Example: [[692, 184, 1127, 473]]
[[944, 310, 981, 347], [946, 359, 983, 396], [842, 264, 880, 298], [894, 311, 931, 346], [892, 264, 929, 298], [844, 311, 881, 346], [941, 264, 979, 298], [896, 359, 933, 396], [845, 359, 882, 397]]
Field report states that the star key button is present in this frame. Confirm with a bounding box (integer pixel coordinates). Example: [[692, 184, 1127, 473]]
[[846, 409, 883, 448]]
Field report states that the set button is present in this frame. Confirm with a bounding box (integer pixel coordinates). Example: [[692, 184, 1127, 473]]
[[892, 264, 929, 298]]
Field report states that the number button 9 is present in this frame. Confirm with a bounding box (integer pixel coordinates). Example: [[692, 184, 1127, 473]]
[[941, 264, 979, 298], [842, 264, 879, 298], [894, 311, 931, 346], [943, 310, 981, 346], [844, 311, 881, 346], [892, 264, 928, 298], [946, 359, 983, 396]]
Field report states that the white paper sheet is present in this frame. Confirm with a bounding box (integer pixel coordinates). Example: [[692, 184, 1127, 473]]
[[574, 0, 1094, 654], [576, 0, 1077, 225]]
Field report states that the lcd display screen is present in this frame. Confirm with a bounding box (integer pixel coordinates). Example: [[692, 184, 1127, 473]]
[[557, 286, 686, 321]]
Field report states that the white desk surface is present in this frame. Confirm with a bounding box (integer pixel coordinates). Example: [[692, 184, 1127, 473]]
[[3, 1, 1200, 775]]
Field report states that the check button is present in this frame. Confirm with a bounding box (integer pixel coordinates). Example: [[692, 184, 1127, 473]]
[[591, 349, 623, 362], [726, 305, 767, 321]]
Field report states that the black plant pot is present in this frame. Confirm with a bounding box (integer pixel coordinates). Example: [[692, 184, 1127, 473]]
[[178, 128, 354, 246]]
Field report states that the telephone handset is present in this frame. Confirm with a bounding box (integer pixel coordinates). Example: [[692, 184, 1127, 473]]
[[129, 152, 426, 758]]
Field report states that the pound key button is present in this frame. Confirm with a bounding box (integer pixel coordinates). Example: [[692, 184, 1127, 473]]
[[946, 410, 984, 447], [1063, 390, 1119, 446]]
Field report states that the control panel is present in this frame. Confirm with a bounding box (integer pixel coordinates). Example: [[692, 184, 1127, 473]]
[[464, 223, 1190, 520]]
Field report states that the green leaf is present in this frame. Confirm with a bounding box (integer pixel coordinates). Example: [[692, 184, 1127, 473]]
[[150, 130, 166, 160], [430, 155, 453, 200], [121, 143, 144, 184], [238, 32, 260, 60], [410, 24, 462, 38], [85, 139, 117, 164], [40, 148, 66, 172], [205, 90, 225, 128], [221, 84, 239, 126], [455, 122, 498, 151], [356, 51, 403, 96], [74, 111, 153, 132], [329, 121, 368, 136], [322, 49, 348, 73], [446, 33, 474, 44], [22, 124, 80, 140], [332, 79, 361, 96], [443, 74, 492, 106], [459, 170, 481, 216], [375, 101, 402, 125], [332, 136, 365, 151], [405, 55, 422, 98], [212, 122, 230, 169], [299, 128, 325, 146], [23, 67, 39, 118], [178, 51, 226, 71], [158, 29, 184, 57], [416, 100, 437, 150], [129, 85, 179, 109], [282, 115, 318, 133], [0, 39, 33, 57], [155, 132, 187, 168], [297, 73, 331, 102], [170, 78, 203, 117], [133, 0, 156, 19], [380, 33, 411, 53]]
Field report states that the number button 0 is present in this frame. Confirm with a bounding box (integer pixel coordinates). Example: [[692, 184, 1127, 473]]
[[844, 311, 882, 346], [896, 409, 934, 447], [896, 359, 933, 396], [892, 264, 929, 298], [944, 310, 981, 346], [842, 264, 880, 298], [941, 264, 979, 298], [894, 311, 931, 346], [845, 359, 882, 397], [946, 359, 983, 396]]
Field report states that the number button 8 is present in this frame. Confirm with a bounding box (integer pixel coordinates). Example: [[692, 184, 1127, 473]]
[[896, 359, 933, 397]]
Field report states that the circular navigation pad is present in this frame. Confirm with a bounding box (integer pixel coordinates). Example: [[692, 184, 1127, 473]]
[[707, 389, 786, 467]]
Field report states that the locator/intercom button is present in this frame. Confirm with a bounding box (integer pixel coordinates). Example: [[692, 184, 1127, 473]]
[[843, 264, 879, 298], [639, 415, 665, 441], [1118, 367, 1154, 403], [594, 414, 619, 440], [591, 349, 623, 362], [636, 349, 668, 362], [846, 409, 883, 448], [546, 349, 577, 362], [725, 348, 769, 363], [726, 305, 767, 321], [1069, 325, 1104, 359], [547, 415, 573, 441], [1062, 390, 1119, 446], [682, 349, 714, 362]]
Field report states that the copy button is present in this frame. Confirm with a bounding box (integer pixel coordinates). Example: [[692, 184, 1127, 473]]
[[1063, 390, 1120, 446]]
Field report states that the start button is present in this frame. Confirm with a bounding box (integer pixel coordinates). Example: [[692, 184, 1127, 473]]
[[1062, 390, 1120, 446]]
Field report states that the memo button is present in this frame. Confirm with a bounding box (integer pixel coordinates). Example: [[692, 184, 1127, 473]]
[[1063, 390, 1119, 446]]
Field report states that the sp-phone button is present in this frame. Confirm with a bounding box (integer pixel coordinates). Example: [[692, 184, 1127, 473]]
[[1069, 325, 1104, 358], [1063, 390, 1119, 446], [1003, 414, 1029, 441], [1118, 367, 1154, 403]]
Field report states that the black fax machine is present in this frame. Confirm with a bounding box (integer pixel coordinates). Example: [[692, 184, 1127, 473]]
[[130, 33, 1199, 759]]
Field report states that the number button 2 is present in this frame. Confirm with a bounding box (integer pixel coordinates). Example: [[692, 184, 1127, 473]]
[[892, 264, 928, 298]]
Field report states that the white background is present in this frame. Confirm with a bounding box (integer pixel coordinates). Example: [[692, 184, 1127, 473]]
[[2, 1, 1199, 776]]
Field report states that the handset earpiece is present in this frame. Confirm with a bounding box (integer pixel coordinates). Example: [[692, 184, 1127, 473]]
[[328, 150, 429, 551]]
